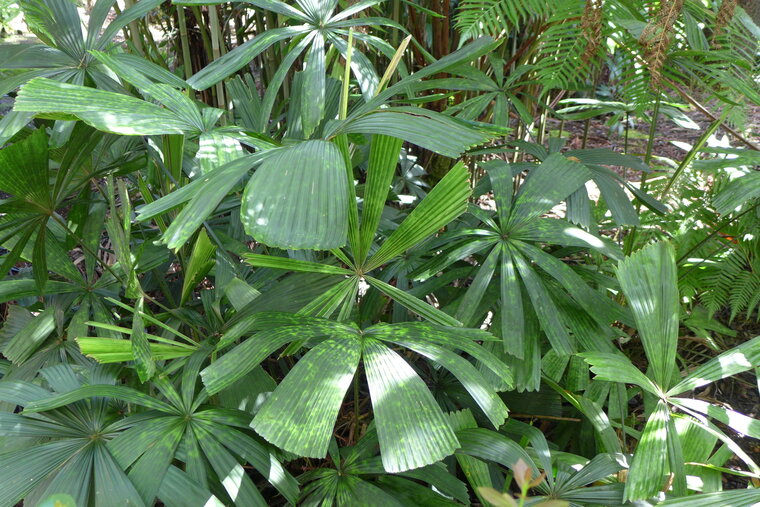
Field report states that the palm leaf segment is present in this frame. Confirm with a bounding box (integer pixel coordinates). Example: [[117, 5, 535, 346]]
[[412, 154, 628, 363], [14, 39, 494, 257], [0, 364, 153, 506], [16, 354, 299, 506], [580, 241, 760, 501], [0, 0, 166, 143], [180, 0, 402, 134], [453, 412, 627, 505], [299, 427, 471, 505], [199, 312, 512, 473]]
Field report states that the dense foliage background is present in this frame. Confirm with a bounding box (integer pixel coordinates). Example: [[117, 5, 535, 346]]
[[0, 0, 759, 505]]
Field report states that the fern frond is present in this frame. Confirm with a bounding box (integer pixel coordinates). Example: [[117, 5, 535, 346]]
[[532, 1, 592, 90], [455, 0, 560, 42], [728, 270, 760, 321]]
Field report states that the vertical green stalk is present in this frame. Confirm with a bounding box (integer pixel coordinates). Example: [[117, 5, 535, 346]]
[[391, 0, 400, 47], [191, 6, 214, 63], [177, 6, 194, 84], [624, 94, 662, 255], [639, 94, 662, 196], [208, 5, 226, 111], [337, 29, 361, 256], [352, 367, 361, 441], [339, 29, 353, 122], [141, 22, 167, 67], [581, 118, 591, 149], [623, 112, 630, 180], [123, 0, 145, 55], [659, 109, 728, 200]]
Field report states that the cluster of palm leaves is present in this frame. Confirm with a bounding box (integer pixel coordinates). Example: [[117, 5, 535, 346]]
[[0, 0, 759, 505]]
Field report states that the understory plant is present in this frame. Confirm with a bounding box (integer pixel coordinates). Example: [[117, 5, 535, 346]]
[[0, 0, 759, 505]]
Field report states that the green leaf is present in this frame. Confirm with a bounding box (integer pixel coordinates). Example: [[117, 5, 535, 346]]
[[624, 400, 670, 501], [507, 153, 590, 230], [180, 228, 216, 305], [157, 466, 224, 507], [363, 338, 459, 472], [0, 110, 36, 146], [15, 78, 196, 135], [387, 335, 508, 428], [223, 278, 262, 311], [0, 127, 52, 209], [0, 440, 86, 506], [96, 0, 163, 50], [32, 444, 94, 502], [201, 327, 323, 394], [198, 421, 299, 504], [579, 352, 661, 395], [127, 421, 184, 504], [339, 108, 489, 158], [0, 412, 77, 438], [617, 241, 679, 389], [511, 248, 575, 355], [252, 338, 360, 458], [77, 337, 195, 363], [108, 417, 180, 470], [447, 411, 494, 506], [564, 148, 648, 172], [513, 218, 623, 261], [0, 280, 81, 303], [192, 425, 267, 507], [514, 241, 627, 324], [188, 25, 309, 90], [655, 488, 760, 505], [2, 307, 56, 365], [366, 276, 461, 326], [241, 140, 348, 250], [92, 441, 146, 505], [484, 160, 513, 228], [455, 428, 535, 473], [131, 299, 156, 383], [197, 131, 245, 175], [668, 336, 760, 396], [89, 50, 203, 130], [713, 172, 760, 215], [0, 44, 73, 68], [245, 253, 352, 275], [157, 154, 262, 250], [22, 384, 178, 414], [355, 37, 498, 116], [0, 380, 56, 406], [455, 245, 500, 326], [592, 170, 640, 226], [499, 246, 524, 357], [358, 134, 404, 263], [301, 32, 326, 137], [367, 162, 471, 269], [671, 398, 760, 439]]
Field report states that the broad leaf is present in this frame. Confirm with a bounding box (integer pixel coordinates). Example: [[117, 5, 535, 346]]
[[15, 78, 196, 135], [624, 400, 670, 501], [617, 241, 679, 390], [252, 338, 361, 458], [241, 140, 348, 250], [363, 338, 459, 472]]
